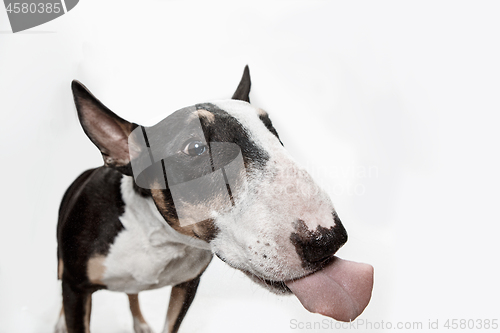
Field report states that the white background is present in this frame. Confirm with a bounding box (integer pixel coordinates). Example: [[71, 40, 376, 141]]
[[1, 1, 499, 332]]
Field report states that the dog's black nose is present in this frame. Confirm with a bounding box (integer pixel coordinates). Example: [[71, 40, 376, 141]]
[[290, 213, 348, 267]]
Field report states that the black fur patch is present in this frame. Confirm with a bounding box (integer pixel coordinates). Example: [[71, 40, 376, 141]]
[[231, 65, 251, 103], [258, 113, 283, 145], [196, 103, 270, 168], [57, 167, 125, 288]]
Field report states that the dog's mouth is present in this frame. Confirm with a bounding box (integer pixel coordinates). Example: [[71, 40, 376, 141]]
[[242, 271, 293, 294], [216, 253, 373, 322], [237, 256, 374, 322], [215, 253, 293, 294]]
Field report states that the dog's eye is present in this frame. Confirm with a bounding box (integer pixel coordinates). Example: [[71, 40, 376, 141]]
[[182, 140, 208, 156]]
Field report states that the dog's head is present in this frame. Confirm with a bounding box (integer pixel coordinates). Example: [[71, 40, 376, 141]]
[[72, 67, 373, 321]]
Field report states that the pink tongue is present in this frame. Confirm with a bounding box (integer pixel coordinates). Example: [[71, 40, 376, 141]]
[[285, 257, 374, 322]]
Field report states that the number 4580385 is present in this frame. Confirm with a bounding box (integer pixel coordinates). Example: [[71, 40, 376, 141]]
[[6, 3, 61, 14], [444, 319, 498, 330]]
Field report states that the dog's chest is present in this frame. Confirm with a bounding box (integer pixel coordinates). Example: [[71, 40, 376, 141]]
[[100, 177, 212, 294]]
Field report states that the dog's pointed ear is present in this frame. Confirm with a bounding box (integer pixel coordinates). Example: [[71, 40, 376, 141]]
[[72, 80, 138, 172], [231, 65, 251, 103]]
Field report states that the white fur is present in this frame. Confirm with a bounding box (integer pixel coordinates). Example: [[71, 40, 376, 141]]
[[133, 318, 154, 333], [210, 100, 338, 281], [100, 176, 212, 294]]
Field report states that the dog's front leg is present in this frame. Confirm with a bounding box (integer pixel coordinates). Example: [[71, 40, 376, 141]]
[[161, 275, 201, 333], [128, 294, 154, 333], [61, 280, 92, 333]]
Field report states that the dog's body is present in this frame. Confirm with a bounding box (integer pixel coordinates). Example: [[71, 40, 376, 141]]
[[56, 67, 373, 333], [56, 166, 212, 333]]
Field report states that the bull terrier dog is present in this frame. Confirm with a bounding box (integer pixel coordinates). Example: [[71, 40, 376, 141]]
[[55, 66, 374, 333]]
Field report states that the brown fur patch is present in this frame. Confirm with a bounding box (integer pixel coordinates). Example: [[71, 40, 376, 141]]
[[166, 287, 187, 333], [192, 219, 220, 242], [150, 188, 188, 233], [150, 188, 219, 242], [257, 108, 268, 117], [58, 258, 64, 280], [188, 109, 215, 123], [87, 256, 107, 285], [193, 109, 215, 123], [84, 294, 92, 333], [166, 276, 203, 333], [128, 294, 147, 324]]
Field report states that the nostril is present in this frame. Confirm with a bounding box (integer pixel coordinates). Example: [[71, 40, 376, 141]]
[[290, 214, 348, 267]]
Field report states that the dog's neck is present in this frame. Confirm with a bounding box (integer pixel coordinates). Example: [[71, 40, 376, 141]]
[[120, 175, 212, 251]]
